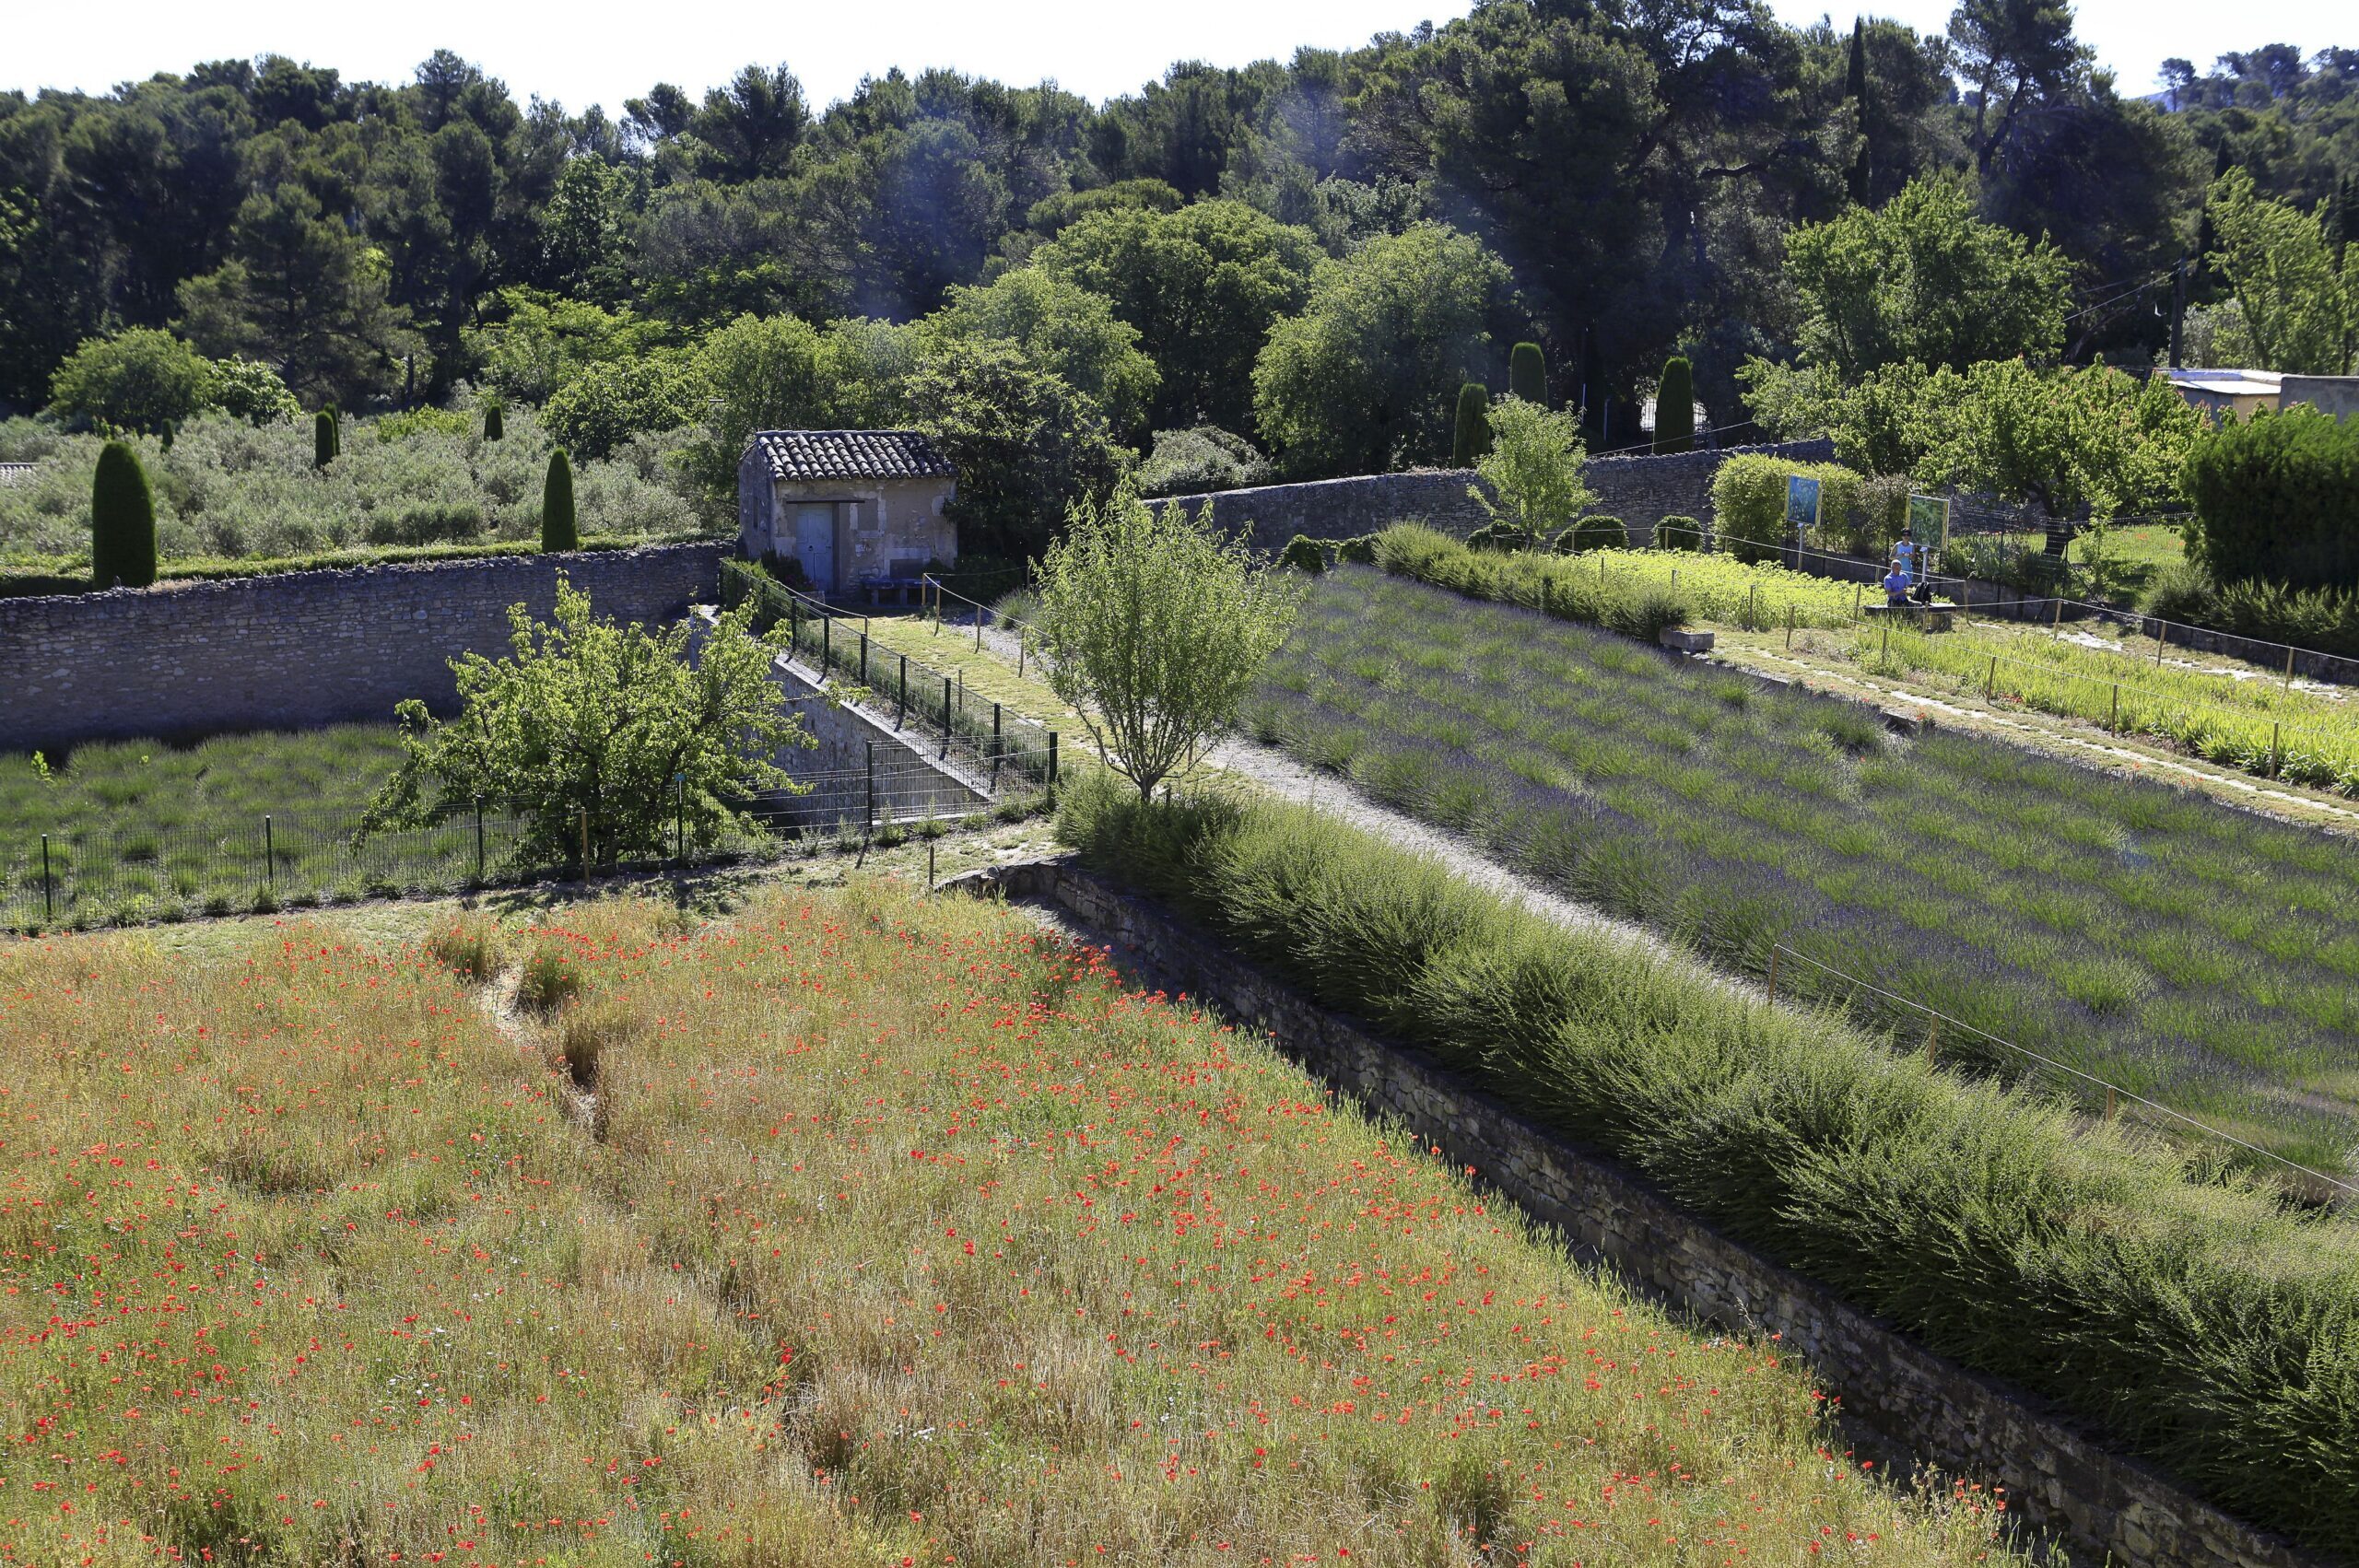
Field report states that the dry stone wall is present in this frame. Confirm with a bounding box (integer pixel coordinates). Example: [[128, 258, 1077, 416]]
[[949, 857, 2331, 1568], [0, 543, 722, 753], [1156, 439, 1835, 552]]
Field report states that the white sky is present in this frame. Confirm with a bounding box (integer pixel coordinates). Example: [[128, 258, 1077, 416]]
[[1, 0, 2347, 115]]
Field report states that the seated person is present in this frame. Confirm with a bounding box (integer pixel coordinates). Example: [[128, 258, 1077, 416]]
[[1883, 561, 1910, 606]]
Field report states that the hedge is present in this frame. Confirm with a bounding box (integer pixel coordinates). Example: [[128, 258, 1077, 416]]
[[1373, 522, 1688, 641], [1713, 452, 1864, 564], [0, 532, 714, 599], [2184, 404, 2359, 591]]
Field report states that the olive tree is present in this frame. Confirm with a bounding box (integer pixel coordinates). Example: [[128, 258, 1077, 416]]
[[1033, 486, 1303, 802], [364, 578, 808, 866]]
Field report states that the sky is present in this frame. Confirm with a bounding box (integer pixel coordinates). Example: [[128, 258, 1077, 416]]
[[0, 0, 2350, 114]]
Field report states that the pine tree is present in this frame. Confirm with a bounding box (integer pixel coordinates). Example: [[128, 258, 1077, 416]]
[[314, 410, 336, 469], [484, 402, 505, 441], [1652, 357, 1696, 454], [90, 440, 158, 590], [1509, 342, 1548, 405], [542, 450, 579, 551], [1845, 18, 1872, 205], [1451, 382, 1493, 465]]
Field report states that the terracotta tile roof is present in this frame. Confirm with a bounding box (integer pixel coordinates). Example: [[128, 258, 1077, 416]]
[[748, 429, 956, 482]]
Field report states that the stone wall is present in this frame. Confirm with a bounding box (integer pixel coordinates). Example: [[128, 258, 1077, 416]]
[[1158, 439, 1835, 552], [0, 543, 723, 753], [946, 858, 2331, 1568]]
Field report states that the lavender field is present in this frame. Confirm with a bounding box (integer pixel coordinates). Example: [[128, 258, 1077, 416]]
[[1244, 567, 2359, 1177]]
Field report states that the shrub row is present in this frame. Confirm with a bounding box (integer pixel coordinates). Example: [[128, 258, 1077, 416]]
[[1371, 522, 1689, 640], [1056, 776, 2359, 1555], [0, 532, 713, 599]]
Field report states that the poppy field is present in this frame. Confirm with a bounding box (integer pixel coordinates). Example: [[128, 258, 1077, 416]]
[[0, 884, 2036, 1567], [1246, 564, 2359, 1176]]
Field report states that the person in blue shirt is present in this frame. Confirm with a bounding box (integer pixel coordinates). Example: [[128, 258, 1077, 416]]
[[1884, 560, 1911, 606], [1895, 535, 1919, 583]]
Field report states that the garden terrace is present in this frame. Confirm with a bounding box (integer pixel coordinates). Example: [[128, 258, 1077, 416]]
[[0, 887, 2031, 1567], [1245, 564, 2359, 1177]]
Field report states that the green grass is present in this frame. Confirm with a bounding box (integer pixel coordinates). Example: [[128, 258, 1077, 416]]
[[1246, 565, 2359, 1178], [1056, 775, 2359, 1559]]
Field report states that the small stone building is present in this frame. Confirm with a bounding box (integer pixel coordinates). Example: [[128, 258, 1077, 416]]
[[736, 430, 957, 595]]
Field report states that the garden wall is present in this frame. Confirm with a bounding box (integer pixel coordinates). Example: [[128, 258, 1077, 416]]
[[1156, 439, 1835, 551], [948, 857, 2330, 1568], [0, 543, 723, 753]]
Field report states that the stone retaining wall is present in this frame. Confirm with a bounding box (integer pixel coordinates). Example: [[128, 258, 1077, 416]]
[[946, 857, 2330, 1568], [0, 544, 724, 752]]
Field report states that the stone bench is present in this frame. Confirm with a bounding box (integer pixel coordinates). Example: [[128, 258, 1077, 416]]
[[1860, 602, 1957, 632]]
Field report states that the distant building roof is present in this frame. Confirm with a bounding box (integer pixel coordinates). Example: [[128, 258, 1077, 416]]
[[747, 429, 955, 483], [2162, 368, 2283, 398]]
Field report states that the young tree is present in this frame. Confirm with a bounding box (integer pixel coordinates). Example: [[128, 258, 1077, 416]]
[[1508, 341, 1548, 405], [363, 579, 809, 867], [89, 439, 157, 589], [542, 450, 579, 551], [1033, 486, 1303, 802], [1452, 382, 1493, 465], [1469, 396, 1597, 547], [44, 328, 215, 434], [1652, 357, 1696, 453]]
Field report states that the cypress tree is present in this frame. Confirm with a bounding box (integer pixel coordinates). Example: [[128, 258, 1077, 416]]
[[484, 402, 505, 441], [314, 410, 336, 469], [542, 449, 579, 551], [1844, 18, 1872, 205], [1653, 357, 1696, 454], [90, 440, 157, 590], [1451, 382, 1493, 466], [1509, 342, 1548, 405], [1579, 331, 1609, 442]]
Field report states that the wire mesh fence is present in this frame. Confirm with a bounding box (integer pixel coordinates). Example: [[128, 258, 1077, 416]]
[[0, 745, 1056, 935]]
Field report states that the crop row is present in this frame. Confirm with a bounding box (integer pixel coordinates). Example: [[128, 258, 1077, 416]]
[[1058, 775, 2359, 1555], [1244, 564, 2359, 1176]]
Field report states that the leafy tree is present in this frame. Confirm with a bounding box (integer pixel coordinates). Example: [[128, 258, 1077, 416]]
[[1508, 342, 1547, 406], [1033, 200, 1320, 436], [464, 287, 673, 405], [907, 338, 1128, 561], [687, 64, 810, 183], [89, 439, 158, 588], [674, 312, 829, 497], [927, 268, 1160, 439], [544, 357, 697, 462], [363, 579, 808, 867], [2205, 168, 2355, 374], [1452, 383, 1493, 465], [1948, 0, 2091, 174], [541, 449, 578, 550], [1653, 357, 1695, 453], [1252, 224, 1513, 478], [1782, 177, 2071, 377], [1469, 396, 1596, 547], [206, 355, 300, 424], [1135, 426, 1273, 497], [2182, 405, 2359, 590], [1033, 485, 1303, 801], [45, 328, 216, 433]]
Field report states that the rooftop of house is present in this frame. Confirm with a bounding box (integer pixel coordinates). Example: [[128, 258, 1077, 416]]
[[746, 429, 956, 483], [2160, 368, 2284, 396]]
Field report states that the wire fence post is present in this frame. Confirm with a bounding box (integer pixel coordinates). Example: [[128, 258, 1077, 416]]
[[898, 653, 909, 726], [1049, 731, 1060, 786], [1925, 1018, 1941, 1068], [1986, 655, 1997, 703], [2271, 721, 2282, 778], [2285, 646, 2296, 687], [1765, 945, 1779, 1007], [263, 814, 275, 895], [940, 676, 951, 758], [1879, 624, 1889, 662], [2110, 683, 2119, 731], [1785, 602, 1795, 649], [975, 602, 982, 651], [41, 834, 52, 923], [992, 702, 1003, 790], [860, 631, 869, 687], [790, 595, 799, 657], [822, 614, 831, 673], [1017, 636, 1027, 677], [474, 797, 485, 883], [865, 741, 875, 838]]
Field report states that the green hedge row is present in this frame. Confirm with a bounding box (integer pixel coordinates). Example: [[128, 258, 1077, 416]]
[[1055, 778, 2359, 1555], [1372, 522, 1689, 641], [0, 532, 715, 599]]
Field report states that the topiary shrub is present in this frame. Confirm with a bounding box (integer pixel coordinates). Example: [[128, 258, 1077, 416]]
[[1337, 534, 1379, 566], [313, 410, 336, 470], [1656, 515, 1706, 551], [1509, 342, 1547, 406], [1463, 522, 1524, 554], [541, 449, 579, 552], [1652, 357, 1695, 454], [1279, 533, 1328, 574], [1553, 515, 1626, 553], [2182, 404, 2359, 590], [483, 402, 505, 441], [89, 439, 158, 589], [1451, 382, 1493, 466]]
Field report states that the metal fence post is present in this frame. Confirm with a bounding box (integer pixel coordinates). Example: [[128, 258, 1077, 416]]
[[822, 614, 831, 673], [860, 632, 869, 686], [474, 797, 485, 883], [41, 835, 52, 922], [1049, 731, 1059, 785], [790, 595, 799, 656], [941, 676, 951, 757], [975, 603, 983, 651], [898, 654, 909, 727], [865, 741, 875, 836], [264, 814, 275, 894], [992, 702, 1003, 790]]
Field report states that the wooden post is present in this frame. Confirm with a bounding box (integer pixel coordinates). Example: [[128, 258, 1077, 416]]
[[1852, 581, 1861, 618], [1925, 1019, 1941, 1069], [1747, 583, 1757, 628], [2154, 619, 2165, 666], [2271, 721, 2282, 778], [865, 741, 874, 836], [927, 840, 935, 893], [992, 703, 1003, 789], [2285, 646, 2296, 687], [822, 614, 831, 673], [1049, 731, 1060, 785], [1785, 602, 1795, 649], [1880, 624, 1889, 662], [1986, 655, 1997, 702], [41, 834, 52, 922], [1766, 946, 1779, 1008], [2053, 594, 2063, 628], [859, 631, 869, 686], [2110, 683, 2119, 731], [2105, 1083, 2117, 1122], [975, 603, 983, 651], [1018, 638, 1026, 677], [263, 814, 275, 893]]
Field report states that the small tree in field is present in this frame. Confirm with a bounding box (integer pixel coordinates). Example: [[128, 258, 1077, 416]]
[[363, 578, 809, 867], [1034, 487, 1303, 802], [1469, 396, 1597, 548], [90, 439, 158, 588]]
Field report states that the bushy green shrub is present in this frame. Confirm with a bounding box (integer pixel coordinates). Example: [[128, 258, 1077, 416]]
[[1056, 777, 2359, 1555], [1337, 533, 1378, 565], [1652, 356, 1694, 453], [1278, 533, 1328, 573], [1451, 382, 1492, 465], [1712, 453, 1864, 564], [2210, 577, 2359, 659], [1373, 522, 1689, 639], [2139, 559, 2217, 626], [45, 328, 216, 435], [206, 357, 300, 425], [1508, 341, 1547, 405], [541, 450, 578, 551], [373, 407, 474, 444], [1656, 514, 1706, 551], [484, 402, 505, 441], [313, 411, 337, 470], [2183, 404, 2359, 590], [363, 502, 487, 547], [1135, 426, 1273, 496], [1462, 522, 1520, 553], [1555, 514, 1626, 553], [89, 440, 157, 589]]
